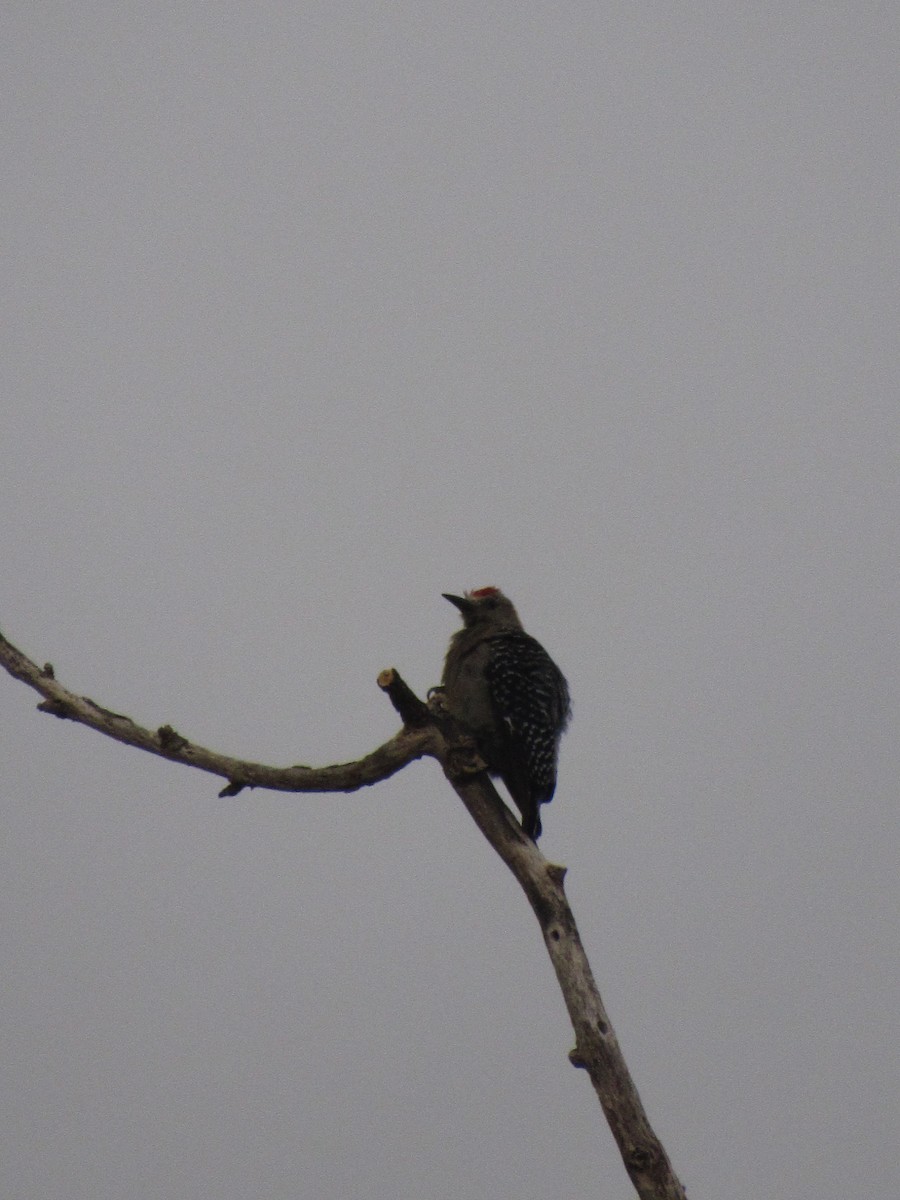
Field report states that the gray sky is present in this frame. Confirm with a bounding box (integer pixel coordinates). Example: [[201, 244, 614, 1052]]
[[2, 3, 897, 1197]]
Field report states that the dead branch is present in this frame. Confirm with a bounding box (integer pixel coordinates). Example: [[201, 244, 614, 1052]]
[[438, 768, 687, 1199], [1, 625, 687, 1200], [0, 630, 436, 796]]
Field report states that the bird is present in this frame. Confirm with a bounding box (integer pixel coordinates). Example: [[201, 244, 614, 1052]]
[[440, 587, 570, 840]]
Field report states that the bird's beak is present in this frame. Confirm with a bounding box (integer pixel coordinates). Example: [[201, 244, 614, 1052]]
[[442, 592, 473, 615]]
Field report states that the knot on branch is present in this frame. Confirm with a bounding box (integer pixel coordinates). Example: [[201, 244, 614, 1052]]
[[545, 862, 568, 887], [624, 1142, 659, 1174], [157, 725, 189, 753]]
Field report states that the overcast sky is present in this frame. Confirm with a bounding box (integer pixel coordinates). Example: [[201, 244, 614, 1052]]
[[2, 4, 898, 1198]]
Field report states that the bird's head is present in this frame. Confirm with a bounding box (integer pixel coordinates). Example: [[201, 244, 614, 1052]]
[[442, 587, 521, 630]]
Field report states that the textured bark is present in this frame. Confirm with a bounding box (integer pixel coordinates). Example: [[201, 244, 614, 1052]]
[[0, 630, 436, 796], [437, 765, 688, 1200], [1, 627, 687, 1200]]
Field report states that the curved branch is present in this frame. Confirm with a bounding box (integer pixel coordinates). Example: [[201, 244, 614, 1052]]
[[0, 630, 437, 795], [2, 625, 687, 1199]]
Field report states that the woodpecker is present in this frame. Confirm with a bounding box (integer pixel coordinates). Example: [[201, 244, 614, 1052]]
[[441, 587, 571, 840]]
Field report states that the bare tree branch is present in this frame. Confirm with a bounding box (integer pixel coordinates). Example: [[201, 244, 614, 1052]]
[[0, 630, 437, 796], [438, 768, 688, 1200], [1, 625, 687, 1200]]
